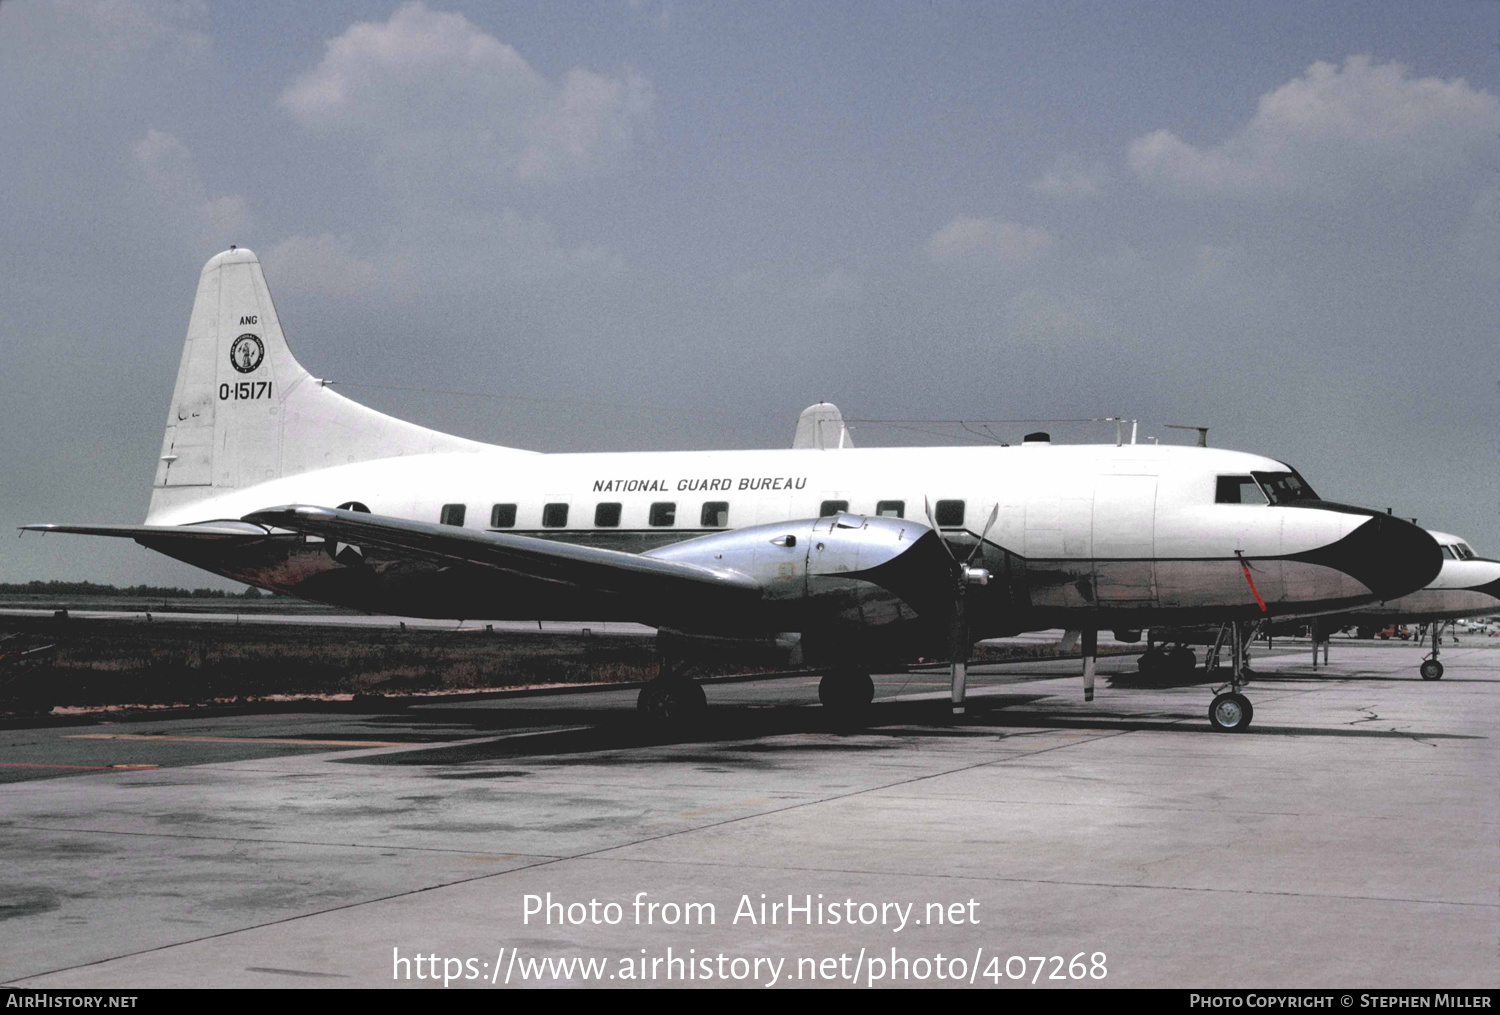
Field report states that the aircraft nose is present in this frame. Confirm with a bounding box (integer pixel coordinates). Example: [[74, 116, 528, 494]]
[[1289, 509, 1441, 601], [1343, 513, 1443, 601]]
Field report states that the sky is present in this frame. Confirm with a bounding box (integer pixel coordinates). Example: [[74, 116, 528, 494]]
[[1, 0, 1497, 588]]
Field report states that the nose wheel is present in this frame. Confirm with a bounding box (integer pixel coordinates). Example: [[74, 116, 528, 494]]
[[1209, 691, 1253, 731]]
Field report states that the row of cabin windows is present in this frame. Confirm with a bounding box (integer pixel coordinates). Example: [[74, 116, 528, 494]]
[[442, 501, 729, 529], [820, 499, 966, 525], [438, 498, 971, 529]]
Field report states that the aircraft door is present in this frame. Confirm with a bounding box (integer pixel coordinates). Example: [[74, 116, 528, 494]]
[[1093, 475, 1158, 605]]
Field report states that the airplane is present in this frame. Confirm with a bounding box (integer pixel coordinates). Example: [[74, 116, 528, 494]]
[[1324, 530, 1500, 680], [21, 248, 1442, 733]]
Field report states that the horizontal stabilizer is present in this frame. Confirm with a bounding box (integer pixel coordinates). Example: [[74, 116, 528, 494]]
[[20, 521, 273, 541], [243, 505, 761, 598]]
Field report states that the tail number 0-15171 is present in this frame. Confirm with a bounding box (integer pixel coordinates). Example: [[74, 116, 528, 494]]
[[219, 381, 273, 401]]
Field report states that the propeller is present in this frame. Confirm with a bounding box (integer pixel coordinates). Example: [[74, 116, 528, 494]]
[[923, 499, 999, 716]]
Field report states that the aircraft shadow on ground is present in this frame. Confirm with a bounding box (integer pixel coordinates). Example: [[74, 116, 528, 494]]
[[338, 693, 1480, 769]]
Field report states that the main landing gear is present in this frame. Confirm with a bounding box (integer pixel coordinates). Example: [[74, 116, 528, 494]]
[[1420, 622, 1446, 681], [1136, 642, 1199, 681], [636, 658, 707, 723], [818, 668, 875, 715], [1205, 621, 1255, 732]]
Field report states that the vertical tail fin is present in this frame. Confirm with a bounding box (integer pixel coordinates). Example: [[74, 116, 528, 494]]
[[791, 402, 854, 449], [149, 247, 496, 523]]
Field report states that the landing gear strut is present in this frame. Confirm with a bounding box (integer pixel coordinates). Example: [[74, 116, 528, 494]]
[[1207, 621, 1255, 732], [1082, 628, 1097, 702], [1420, 622, 1445, 681]]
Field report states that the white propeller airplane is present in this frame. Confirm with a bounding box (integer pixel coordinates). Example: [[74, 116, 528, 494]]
[[1324, 531, 1500, 680], [22, 248, 1442, 732]]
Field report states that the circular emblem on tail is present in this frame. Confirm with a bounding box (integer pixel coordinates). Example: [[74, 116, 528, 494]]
[[230, 334, 264, 373]]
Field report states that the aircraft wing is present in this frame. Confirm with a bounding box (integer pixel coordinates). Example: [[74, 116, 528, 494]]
[[243, 504, 761, 599]]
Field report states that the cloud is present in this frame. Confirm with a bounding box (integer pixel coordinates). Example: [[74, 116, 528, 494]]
[[1030, 156, 1105, 199], [281, 2, 653, 187], [267, 208, 623, 299], [923, 216, 1054, 266], [264, 233, 386, 298], [1129, 55, 1500, 199], [132, 128, 249, 240]]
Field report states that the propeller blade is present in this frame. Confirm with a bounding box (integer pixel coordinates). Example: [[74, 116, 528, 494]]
[[950, 659, 968, 715], [923, 496, 957, 561], [963, 503, 999, 567]]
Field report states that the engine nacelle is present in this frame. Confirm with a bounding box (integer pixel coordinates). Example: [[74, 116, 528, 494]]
[[645, 513, 953, 631]]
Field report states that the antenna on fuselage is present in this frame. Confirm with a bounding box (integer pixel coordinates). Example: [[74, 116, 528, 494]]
[[1165, 424, 1210, 447]]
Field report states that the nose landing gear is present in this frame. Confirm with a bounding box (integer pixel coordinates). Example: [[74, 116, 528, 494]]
[[1420, 658, 1444, 681], [1206, 621, 1256, 732], [1419, 622, 1446, 681]]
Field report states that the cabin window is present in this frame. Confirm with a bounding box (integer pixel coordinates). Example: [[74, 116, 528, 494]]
[[876, 500, 905, 518], [542, 503, 569, 528], [490, 503, 516, 528], [934, 499, 965, 527], [1215, 476, 1265, 505], [440, 503, 466, 527], [701, 502, 729, 527], [649, 502, 676, 527], [819, 500, 849, 517], [594, 503, 621, 527]]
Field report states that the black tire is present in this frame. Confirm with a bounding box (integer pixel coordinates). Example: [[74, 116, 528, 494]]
[[818, 670, 874, 710], [637, 679, 708, 723], [1420, 659, 1444, 681], [1168, 646, 1198, 676], [1208, 692, 1253, 732], [1136, 651, 1163, 676]]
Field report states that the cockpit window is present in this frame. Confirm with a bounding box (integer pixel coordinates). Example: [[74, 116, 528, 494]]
[[1251, 470, 1319, 505], [1216, 476, 1266, 505], [1441, 545, 1457, 560], [1455, 543, 1476, 560]]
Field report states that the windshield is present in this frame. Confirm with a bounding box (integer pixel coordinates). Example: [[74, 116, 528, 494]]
[[1251, 470, 1319, 505]]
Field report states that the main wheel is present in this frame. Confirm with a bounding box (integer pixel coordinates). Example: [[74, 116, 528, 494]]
[[1208, 692, 1253, 731], [637, 679, 708, 723], [1168, 646, 1198, 677], [1419, 659, 1444, 681], [818, 670, 874, 710]]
